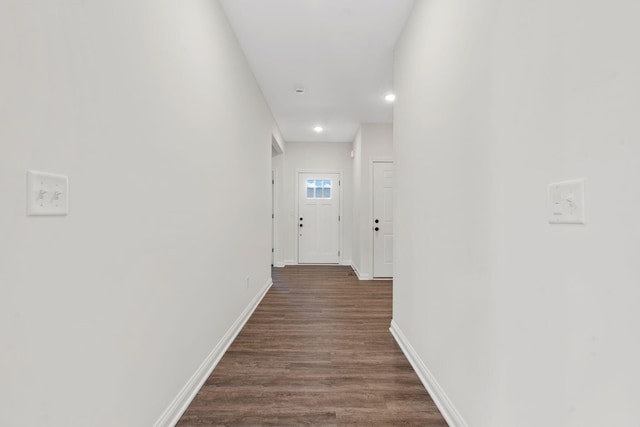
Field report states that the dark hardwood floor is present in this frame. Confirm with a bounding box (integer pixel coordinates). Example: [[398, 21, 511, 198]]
[[177, 265, 447, 426]]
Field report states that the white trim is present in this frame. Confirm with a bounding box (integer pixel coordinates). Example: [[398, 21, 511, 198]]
[[339, 259, 352, 266], [350, 263, 372, 280], [289, 263, 341, 266], [154, 278, 274, 427], [273, 262, 286, 268], [272, 134, 284, 155], [389, 320, 468, 427], [271, 168, 279, 266], [284, 260, 297, 266]]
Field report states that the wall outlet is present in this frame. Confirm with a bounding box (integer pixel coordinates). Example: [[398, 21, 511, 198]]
[[27, 170, 69, 216]]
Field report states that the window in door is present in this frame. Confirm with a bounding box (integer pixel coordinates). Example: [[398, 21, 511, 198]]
[[306, 179, 332, 199]]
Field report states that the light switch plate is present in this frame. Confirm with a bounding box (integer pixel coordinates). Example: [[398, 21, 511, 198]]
[[27, 170, 69, 216], [548, 179, 585, 224]]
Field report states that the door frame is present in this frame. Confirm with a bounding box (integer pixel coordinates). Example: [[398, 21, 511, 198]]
[[271, 134, 283, 268], [271, 168, 279, 267], [295, 169, 343, 265], [370, 159, 393, 278]]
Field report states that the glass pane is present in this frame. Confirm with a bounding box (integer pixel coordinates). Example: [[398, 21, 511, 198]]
[[306, 178, 335, 198]]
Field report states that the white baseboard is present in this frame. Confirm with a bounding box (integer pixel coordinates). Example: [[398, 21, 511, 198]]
[[284, 261, 355, 267], [389, 320, 468, 427], [351, 263, 371, 280], [154, 278, 273, 427], [273, 262, 285, 268]]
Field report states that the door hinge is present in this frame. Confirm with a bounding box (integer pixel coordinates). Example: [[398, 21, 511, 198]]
[[272, 248, 274, 253], [339, 180, 341, 186], [272, 179, 275, 184], [338, 250, 341, 257], [338, 215, 341, 221], [272, 214, 275, 219]]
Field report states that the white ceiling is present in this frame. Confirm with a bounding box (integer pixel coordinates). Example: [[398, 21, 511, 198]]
[[220, 0, 415, 143]]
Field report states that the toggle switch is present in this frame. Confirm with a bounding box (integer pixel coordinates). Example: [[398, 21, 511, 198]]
[[548, 179, 585, 224], [27, 170, 69, 216]]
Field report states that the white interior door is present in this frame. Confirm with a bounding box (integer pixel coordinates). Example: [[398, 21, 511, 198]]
[[373, 162, 393, 277], [298, 173, 340, 264]]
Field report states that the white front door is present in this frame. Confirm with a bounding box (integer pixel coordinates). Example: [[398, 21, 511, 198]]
[[373, 162, 393, 277], [298, 173, 340, 264]]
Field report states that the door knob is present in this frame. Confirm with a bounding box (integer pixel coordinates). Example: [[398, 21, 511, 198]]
[[375, 219, 379, 224], [300, 217, 303, 221], [374, 227, 379, 231], [300, 224, 303, 227]]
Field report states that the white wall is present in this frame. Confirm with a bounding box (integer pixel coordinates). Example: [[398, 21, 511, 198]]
[[279, 141, 353, 265], [0, 1, 278, 426], [351, 123, 393, 279], [393, 1, 640, 426], [271, 135, 285, 267], [352, 128, 363, 274]]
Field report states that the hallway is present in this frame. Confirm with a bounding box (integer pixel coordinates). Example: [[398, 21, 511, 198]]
[[177, 266, 447, 426], [4, 2, 639, 425]]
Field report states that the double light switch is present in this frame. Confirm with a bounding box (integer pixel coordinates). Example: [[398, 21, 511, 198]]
[[27, 170, 69, 216]]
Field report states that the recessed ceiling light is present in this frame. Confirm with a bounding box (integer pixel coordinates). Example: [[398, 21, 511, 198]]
[[314, 126, 324, 133], [385, 93, 396, 102]]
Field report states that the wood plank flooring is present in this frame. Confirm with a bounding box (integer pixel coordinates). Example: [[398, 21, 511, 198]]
[[177, 265, 447, 426]]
